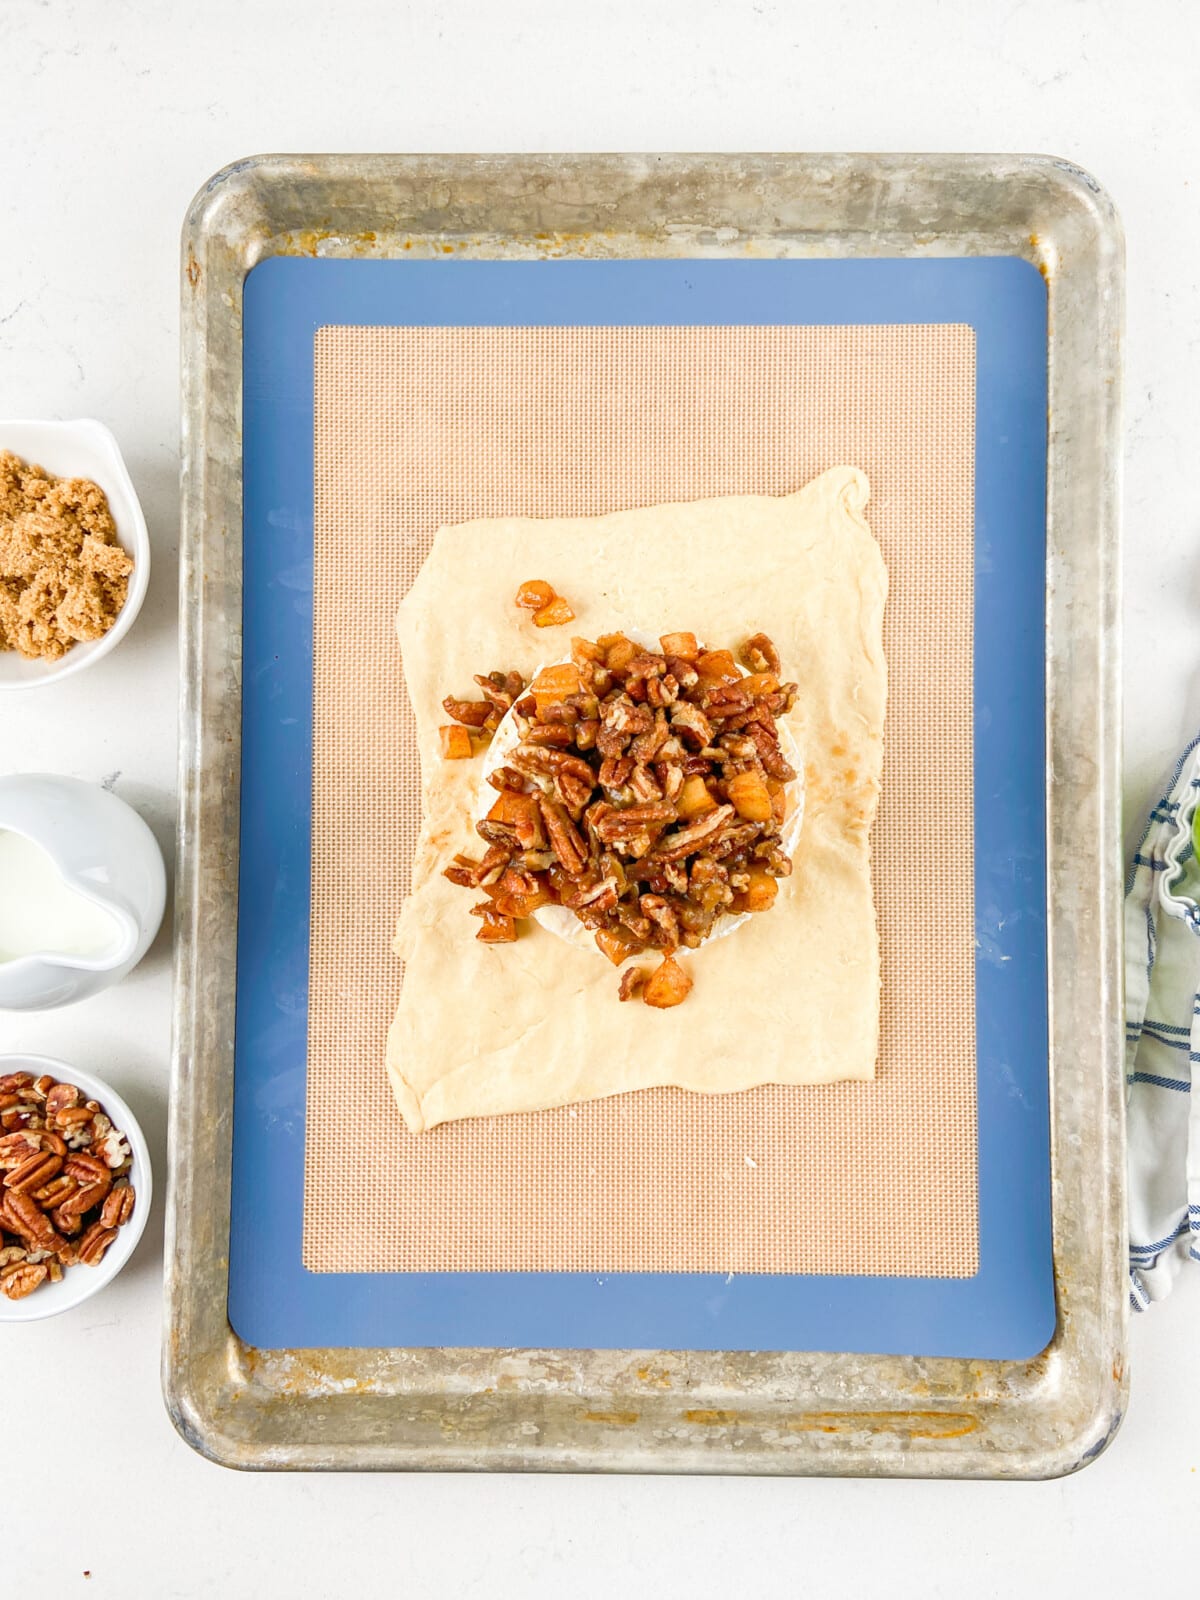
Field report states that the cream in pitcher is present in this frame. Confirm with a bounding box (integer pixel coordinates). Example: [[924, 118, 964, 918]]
[[0, 775, 166, 1011], [0, 829, 121, 963]]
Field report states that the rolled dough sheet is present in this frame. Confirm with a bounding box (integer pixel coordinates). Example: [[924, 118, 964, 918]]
[[387, 466, 888, 1134]]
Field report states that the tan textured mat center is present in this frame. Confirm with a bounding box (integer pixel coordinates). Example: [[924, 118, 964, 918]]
[[306, 323, 977, 1276]]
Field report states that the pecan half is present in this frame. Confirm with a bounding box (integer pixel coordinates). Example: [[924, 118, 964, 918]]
[[539, 796, 589, 875], [0, 1260, 48, 1300], [617, 966, 648, 1002], [76, 1221, 118, 1267], [651, 804, 734, 861], [442, 695, 492, 728], [3, 1151, 63, 1194], [739, 632, 781, 676]]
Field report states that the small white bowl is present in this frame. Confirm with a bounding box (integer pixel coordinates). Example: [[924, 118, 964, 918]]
[[0, 420, 150, 691], [0, 775, 167, 1011], [0, 1055, 152, 1321]]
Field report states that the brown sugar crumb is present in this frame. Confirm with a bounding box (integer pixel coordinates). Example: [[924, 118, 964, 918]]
[[0, 450, 133, 662]]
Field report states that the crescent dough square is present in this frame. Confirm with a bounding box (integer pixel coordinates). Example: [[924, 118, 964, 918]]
[[387, 466, 888, 1134]]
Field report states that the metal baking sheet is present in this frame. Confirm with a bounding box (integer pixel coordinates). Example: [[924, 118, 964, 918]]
[[166, 153, 1125, 1475]]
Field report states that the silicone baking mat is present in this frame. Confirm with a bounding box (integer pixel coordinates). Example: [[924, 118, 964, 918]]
[[232, 258, 1052, 1353]]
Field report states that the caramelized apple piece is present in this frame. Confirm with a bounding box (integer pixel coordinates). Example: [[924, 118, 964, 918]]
[[727, 769, 773, 822], [595, 925, 637, 966], [439, 724, 474, 760], [659, 631, 700, 662], [489, 790, 547, 851], [740, 671, 779, 698], [571, 635, 606, 665], [474, 907, 519, 943], [676, 774, 718, 820], [534, 596, 576, 628], [531, 662, 582, 715], [602, 636, 639, 674], [694, 648, 741, 685], [732, 868, 778, 914], [515, 579, 556, 611], [642, 954, 693, 1009]]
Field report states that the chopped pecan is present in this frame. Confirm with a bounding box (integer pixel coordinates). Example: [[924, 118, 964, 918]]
[[639, 894, 681, 950], [669, 699, 713, 748], [657, 763, 684, 804], [538, 796, 589, 875], [651, 804, 734, 861], [592, 801, 677, 843], [747, 719, 795, 780], [598, 755, 635, 791], [704, 683, 754, 719], [739, 632, 781, 676], [441, 695, 492, 728], [629, 714, 670, 765], [554, 770, 595, 819], [628, 765, 663, 802], [475, 818, 520, 850], [509, 744, 595, 787], [525, 723, 575, 748], [618, 966, 648, 1002], [602, 695, 654, 738]]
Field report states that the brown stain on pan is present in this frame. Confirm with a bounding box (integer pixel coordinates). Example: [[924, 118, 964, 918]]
[[683, 1408, 978, 1439]]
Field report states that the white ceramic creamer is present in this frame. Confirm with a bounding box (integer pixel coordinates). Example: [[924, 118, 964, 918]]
[[0, 775, 166, 1010]]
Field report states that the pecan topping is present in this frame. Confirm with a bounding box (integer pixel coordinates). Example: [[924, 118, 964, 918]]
[[439, 621, 800, 1004]]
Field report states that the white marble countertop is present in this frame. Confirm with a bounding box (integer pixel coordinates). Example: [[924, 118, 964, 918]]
[[3, 0, 1197, 1593]]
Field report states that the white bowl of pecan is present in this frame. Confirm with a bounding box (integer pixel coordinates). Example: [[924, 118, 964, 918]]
[[0, 1056, 150, 1319]]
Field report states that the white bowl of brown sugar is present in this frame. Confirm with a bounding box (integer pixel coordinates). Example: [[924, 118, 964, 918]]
[[0, 420, 150, 691]]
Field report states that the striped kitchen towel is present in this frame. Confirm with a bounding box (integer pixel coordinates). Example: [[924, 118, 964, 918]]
[[1125, 733, 1200, 1307]]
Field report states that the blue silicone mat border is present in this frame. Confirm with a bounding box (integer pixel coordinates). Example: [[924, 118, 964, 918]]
[[232, 256, 1052, 1357]]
